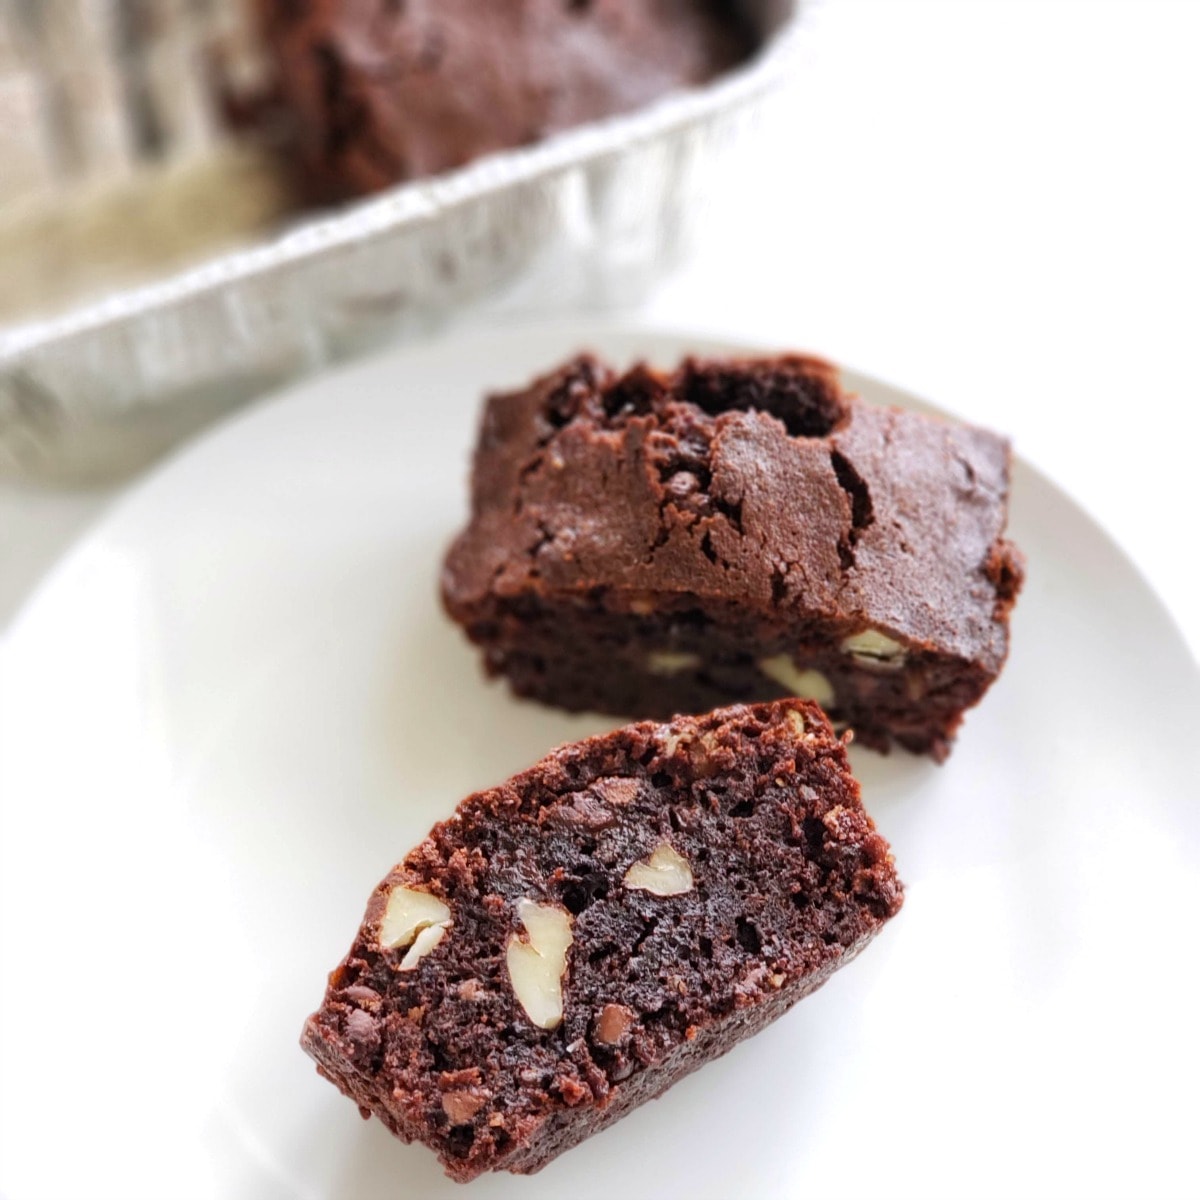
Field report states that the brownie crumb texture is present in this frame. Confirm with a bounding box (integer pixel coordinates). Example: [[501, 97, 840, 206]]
[[443, 353, 1025, 760], [302, 701, 903, 1180]]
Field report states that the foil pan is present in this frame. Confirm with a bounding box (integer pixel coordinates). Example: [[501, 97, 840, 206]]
[[0, 0, 802, 481]]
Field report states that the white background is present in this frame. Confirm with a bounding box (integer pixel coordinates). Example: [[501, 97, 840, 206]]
[[1, 0, 1197, 652]]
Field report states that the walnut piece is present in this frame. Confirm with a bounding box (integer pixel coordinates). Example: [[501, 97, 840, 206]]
[[506, 900, 574, 1030], [379, 886, 452, 969], [840, 628, 907, 669], [623, 842, 694, 896], [758, 656, 836, 707], [785, 708, 813, 738], [646, 650, 702, 675], [399, 922, 448, 972]]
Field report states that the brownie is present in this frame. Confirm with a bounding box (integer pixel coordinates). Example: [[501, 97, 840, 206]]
[[302, 701, 903, 1180], [442, 353, 1025, 761], [258, 0, 758, 200]]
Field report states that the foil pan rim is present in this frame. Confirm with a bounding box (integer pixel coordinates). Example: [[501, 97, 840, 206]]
[[0, 10, 802, 362]]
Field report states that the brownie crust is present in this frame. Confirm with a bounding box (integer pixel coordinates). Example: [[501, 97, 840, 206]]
[[442, 354, 1024, 760], [302, 701, 903, 1180], [259, 0, 757, 200]]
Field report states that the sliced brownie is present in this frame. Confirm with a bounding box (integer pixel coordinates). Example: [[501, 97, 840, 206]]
[[442, 353, 1024, 760], [301, 701, 903, 1180]]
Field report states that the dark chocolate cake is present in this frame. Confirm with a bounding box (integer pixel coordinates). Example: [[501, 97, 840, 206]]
[[442, 353, 1024, 760], [302, 701, 903, 1180]]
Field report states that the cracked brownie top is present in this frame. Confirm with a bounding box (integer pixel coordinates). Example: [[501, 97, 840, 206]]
[[443, 353, 1020, 674]]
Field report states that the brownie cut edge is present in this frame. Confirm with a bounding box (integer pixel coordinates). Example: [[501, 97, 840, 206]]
[[301, 700, 903, 1180]]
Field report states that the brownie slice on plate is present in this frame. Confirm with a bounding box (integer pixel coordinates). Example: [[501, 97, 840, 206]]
[[443, 353, 1024, 760], [301, 700, 903, 1180]]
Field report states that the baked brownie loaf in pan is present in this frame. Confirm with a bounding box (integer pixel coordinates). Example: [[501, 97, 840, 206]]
[[261, 0, 760, 201], [302, 700, 902, 1180], [443, 353, 1024, 760]]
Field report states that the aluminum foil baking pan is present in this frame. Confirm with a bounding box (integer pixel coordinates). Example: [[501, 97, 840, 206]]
[[0, 0, 803, 481]]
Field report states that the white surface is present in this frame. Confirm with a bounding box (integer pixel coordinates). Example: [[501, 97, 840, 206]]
[[0, 483, 112, 623], [2, 326, 1197, 1200]]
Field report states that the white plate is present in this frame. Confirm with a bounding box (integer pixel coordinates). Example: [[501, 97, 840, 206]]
[[1, 324, 1197, 1200]]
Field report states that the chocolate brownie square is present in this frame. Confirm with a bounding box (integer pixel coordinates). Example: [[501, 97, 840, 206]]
[[442, 353, 1024, 760]]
